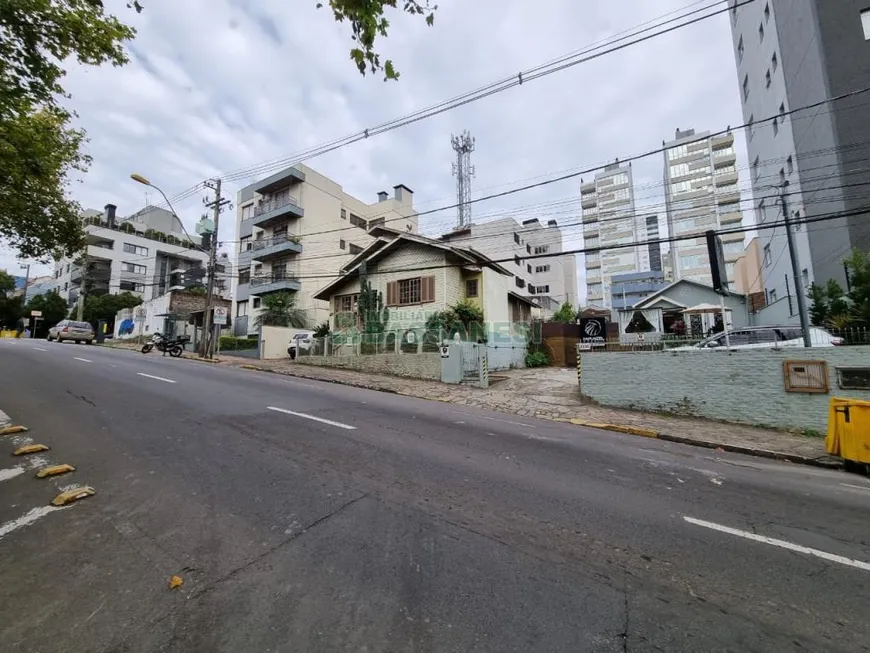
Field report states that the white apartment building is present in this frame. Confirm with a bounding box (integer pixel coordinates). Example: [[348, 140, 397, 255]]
[[581, 163, 652, 306], [662, 128, 745, 286], [233, 164, 419, 333], [53, 205, 211, 310], [440, 216, 578, 315]]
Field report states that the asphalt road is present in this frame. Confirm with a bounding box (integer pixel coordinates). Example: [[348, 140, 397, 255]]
[[0, 338, 869, 652]]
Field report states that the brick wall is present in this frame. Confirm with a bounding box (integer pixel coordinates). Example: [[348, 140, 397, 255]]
[[296, 352, 441, 380], [581, 348, 870, 432]]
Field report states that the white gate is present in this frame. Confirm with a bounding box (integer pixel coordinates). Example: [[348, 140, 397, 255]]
[[460, 343, 481, 381]]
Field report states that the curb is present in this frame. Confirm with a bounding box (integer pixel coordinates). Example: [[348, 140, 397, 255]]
[[234, 364, 841, 470]]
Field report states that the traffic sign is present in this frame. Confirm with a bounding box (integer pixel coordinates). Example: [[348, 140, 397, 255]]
[[30, 310, 42, 317], [213, 306, 228, 326]]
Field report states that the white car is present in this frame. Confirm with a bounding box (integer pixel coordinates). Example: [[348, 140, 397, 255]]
[[287, 332, 315, 359], [674, 325, 843, 351]]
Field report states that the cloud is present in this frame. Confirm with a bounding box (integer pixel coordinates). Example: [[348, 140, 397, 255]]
[[3, 0, 749, 300]]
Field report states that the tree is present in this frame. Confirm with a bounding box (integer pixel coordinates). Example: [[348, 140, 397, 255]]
[[0, 270, 15, 299], [25, 291, 68, 331], [80, 291, 142, 329], [1, 1, 135, 259], [254, 292, 307, 328], [807, 283, 828, 327], [357, 279, 388, 334], [0, 270, 23, 329], [552, 301, 577, 324]]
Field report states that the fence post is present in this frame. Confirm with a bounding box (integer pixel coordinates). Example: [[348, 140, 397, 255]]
[[478, 346, 489, 389]]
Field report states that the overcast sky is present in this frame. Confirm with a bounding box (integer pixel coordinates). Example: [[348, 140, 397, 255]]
[[2, 0, 750, 296]]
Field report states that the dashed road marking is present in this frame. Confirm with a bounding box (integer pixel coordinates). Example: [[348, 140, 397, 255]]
[[267, 406, 356, 430], [684, 516, 870, 572], [0, 466, 25, 482], [32, 347, 48, 352], [841, 483, 870, 492], [453, 412, 539, 428], [136, 372, 176, 384], [74, 357, 92, 363]]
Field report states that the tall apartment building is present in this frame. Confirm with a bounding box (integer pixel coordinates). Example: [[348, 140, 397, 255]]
[[233, 164, 418, 333], [53, 205, 211, 310], [645, 215, 663, 272], [440, 217, 578, 315], [662, 128, 745, 286], [728, 0, 870, 303], [581, 163, 653, 306]]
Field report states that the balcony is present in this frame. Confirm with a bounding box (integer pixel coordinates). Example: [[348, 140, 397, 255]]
[[250, 234, 303, 262], [250, 196, 305, 228], [250, 167, 306, 195], [250, 274, 301, 295]]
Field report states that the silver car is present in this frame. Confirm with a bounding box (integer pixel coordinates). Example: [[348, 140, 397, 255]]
[[47, 320, 95, 344], [677, 325, 842, 350]]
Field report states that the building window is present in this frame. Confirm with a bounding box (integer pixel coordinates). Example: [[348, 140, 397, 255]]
[[535, 265, 551, 273], [769, 288, 777, 302], [349, 213, 367, 230], [335, 293, 359, 313], [773, 117, 779, 136], [763, 243, 772, 267], [236, 300, 248, 317], [742, 75, 749, 101], [398, 277, 422, 305], [863, 9, 870, 40], [537, 284, 550, 294], [339, 239, 346, 250], [238, 269, 250, 285], [515, 277, 526, 289], [526, 244, 531, 254], [242, 204, 254, 220], [587, 283, 602, 296], [747, 114, 754, 140], [787, 155, 794, 174], [253, 297, 261, 309], [341, 208, 347, 220], [527, 264, 532, 274], [737, 35, 744, 62], [765, 69, 771, 88], [759, 23, 764, 42], [669, 162, 690, 178], [752, 156, 760, 180], [348, 243, 363, 255], [123, 243, 148, 256], [771, 52, 778, 72], [513, 233, 520, 245], [515, 255, 521, 267], [779, 167, 786, 183], [465, 279, 479, 298], [119, 280, 145, 293], [240, 236, 252, 252], [121, 262, 146, 274], [534, 245, 550, 255], [764, 2, 770, 22]]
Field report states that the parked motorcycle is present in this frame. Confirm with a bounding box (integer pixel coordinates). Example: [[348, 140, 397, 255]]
[[141, 332, 184, 357]]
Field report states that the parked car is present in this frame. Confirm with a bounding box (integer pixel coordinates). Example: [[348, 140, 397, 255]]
[[674, 325, 843, 351], [47, 320, 95, 344], [287, 331, 315, 359]]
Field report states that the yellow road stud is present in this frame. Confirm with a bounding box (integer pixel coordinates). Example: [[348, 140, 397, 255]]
[[36, 464, 75, 478], [0, 425, 28, 435], [51, 486, 95, 506], [168, 575, 184, 589], [14, 444, 49, 455]]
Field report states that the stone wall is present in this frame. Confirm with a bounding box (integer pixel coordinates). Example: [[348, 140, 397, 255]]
[[580, 348, 870, 432], [296, 352, 442, 381]]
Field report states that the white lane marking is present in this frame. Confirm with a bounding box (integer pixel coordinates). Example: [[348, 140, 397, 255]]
[[0, 466, 25, 482], [684, 516, 870, 572], [32, 347, 48, 352], [136, 372, 176, 384], [74, 357, 92, 363], [453, 412, 539, 428], [267, 406, 356, 430], [0, 506, 68, 540], [841, 483, 870, 492]]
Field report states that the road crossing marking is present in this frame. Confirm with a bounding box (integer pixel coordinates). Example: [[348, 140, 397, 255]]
[[0, 506, 69, 540]]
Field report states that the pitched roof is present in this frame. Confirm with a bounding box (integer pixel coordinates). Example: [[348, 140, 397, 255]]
[[633, 278, 744, 309]]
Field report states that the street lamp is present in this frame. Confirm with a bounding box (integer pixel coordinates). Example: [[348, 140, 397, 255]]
[[130, 173, 204, 253]]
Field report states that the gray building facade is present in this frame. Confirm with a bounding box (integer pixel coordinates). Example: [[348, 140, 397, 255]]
[[729, 0, 870, 304]]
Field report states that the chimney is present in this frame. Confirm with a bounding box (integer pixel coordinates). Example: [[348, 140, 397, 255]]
[[104, 203, 117, 228], [547, 220, 558, 227], [393, 184, 414, 204], [377, 191, 389, 202]]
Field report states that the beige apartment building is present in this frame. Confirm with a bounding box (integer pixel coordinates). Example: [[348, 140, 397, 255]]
[[233, 164, 418, 334]]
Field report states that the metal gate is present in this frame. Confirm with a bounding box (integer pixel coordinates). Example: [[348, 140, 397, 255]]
[[460, 343, 481, 381]]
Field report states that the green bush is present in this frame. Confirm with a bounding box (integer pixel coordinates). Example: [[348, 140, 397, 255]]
[[524, 350, 549, 368], [219, 336, 258, 351]]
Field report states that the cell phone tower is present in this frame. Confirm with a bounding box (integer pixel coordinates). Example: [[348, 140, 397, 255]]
[[451, 131, 475, 229]]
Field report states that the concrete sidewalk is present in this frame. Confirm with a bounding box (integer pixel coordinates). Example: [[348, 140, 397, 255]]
[[226, 359, 839, 468]]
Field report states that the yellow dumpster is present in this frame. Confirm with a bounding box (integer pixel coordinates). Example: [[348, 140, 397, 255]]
[[826, 397, 870, 464]]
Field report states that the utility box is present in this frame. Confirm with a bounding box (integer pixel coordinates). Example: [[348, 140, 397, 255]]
[[826, 397, 870, 464]]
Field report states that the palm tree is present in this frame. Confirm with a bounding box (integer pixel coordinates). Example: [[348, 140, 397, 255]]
[[255, 292, 307, 327]]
